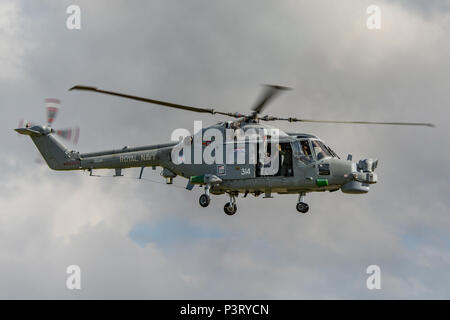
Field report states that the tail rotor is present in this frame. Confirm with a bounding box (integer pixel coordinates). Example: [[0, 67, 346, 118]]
[[54, 126, 80, 144], [18, 98, 80, 146]]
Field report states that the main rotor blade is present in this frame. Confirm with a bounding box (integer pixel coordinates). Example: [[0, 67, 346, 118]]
[[251, 84, 291, 115], [69, 85, 240, 117], [261, 116, 435, 127]]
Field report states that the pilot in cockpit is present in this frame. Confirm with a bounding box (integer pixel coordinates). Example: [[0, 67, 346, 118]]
[[301, 141, 311, 156], [300, 140, 313, 163]]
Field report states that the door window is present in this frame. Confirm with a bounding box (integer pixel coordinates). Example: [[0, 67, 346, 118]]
[[298, 140, 314, 164]]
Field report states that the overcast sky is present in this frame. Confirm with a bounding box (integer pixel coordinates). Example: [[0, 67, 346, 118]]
[[0, 0, 449, 299]]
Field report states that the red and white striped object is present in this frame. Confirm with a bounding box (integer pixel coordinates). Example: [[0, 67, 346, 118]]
[[45, 98, 60, 126]]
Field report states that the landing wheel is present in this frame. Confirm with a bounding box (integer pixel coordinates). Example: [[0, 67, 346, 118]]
[[296, 202, 309, 214], [224, 202, 237, 215], [199, 194, 211, 208]]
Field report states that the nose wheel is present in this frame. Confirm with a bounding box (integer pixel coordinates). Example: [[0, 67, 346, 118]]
[[199, 194, 211, 207], [296, 202, 309, 213], [199, 184, 211, 208], [296, 192, 309, 214]]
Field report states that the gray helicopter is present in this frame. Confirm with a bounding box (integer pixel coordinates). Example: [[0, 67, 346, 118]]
[[15, 85, 434, 215]]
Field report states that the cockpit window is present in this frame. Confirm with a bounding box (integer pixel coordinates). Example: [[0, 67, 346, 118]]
[[300, 140, 312, 156], [295, 139, 339, 163], [298, 140, 314, 164]]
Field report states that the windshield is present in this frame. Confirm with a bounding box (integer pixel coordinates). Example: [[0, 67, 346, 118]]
[[311, 140, 334, 160], [294, 139, 340, 163], [325, 144, 340, 159]]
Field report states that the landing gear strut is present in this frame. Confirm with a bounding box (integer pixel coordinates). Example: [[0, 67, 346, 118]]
[[224, 193, 237, 215], [296, 192, 309, 214], [199, 185, 211, 208]]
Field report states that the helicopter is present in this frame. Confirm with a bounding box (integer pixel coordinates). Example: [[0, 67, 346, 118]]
[[15, 85, 434, 215]]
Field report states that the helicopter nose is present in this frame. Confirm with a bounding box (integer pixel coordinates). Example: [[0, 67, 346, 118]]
[[341, 158, 378, 194]]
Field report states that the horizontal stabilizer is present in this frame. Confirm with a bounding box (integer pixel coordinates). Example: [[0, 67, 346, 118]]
[[15, 128, 41, 136]]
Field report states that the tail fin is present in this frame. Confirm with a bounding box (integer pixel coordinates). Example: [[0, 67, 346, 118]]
[[15, 125, 80, 170]]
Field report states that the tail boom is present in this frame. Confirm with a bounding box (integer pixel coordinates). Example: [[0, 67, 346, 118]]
[[16, 125, 172, 172]]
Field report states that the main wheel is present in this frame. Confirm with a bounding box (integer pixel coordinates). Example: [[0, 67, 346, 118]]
[[224, 202, 237, 215], [296, 202, 309, 214], [199, 194, 211, 207]]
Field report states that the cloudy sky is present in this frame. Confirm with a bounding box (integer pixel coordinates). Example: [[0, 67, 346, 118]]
[[1, 0, 449, 299]]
